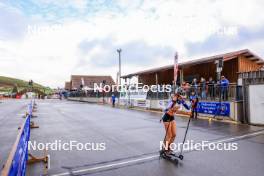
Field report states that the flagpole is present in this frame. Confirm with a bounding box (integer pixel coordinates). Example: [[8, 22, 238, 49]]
[[174, 52, 178, 93]]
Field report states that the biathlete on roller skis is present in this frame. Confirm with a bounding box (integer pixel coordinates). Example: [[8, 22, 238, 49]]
[[159, 93, 198, 163]]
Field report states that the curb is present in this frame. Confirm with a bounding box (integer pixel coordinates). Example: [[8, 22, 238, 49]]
[[126, 107, 240, 125], [67, 98, 240, 125]]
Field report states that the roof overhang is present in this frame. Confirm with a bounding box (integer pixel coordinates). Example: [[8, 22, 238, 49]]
[[121, 49, 264, 78]]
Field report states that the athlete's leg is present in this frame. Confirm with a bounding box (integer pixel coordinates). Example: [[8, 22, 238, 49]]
[[168, 120, 176, 147], [195, 109, 198, 119], [163, 122, 171, 150], [191, 110, 194, 118]]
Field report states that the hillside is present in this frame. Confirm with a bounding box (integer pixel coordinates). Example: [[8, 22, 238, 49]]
[[0, 76, 52, 94]]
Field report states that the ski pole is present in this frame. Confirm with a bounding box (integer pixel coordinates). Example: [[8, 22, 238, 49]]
[[177, 110, 192, 160], [180, 117, 191, 155]]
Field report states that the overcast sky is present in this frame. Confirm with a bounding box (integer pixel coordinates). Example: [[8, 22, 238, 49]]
[[0, 0, 264, 88]]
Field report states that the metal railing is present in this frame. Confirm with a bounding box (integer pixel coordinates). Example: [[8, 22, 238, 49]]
[[69, 90, 118, 98], [147, 83, 242, 101], [68, 84, 243, 102]]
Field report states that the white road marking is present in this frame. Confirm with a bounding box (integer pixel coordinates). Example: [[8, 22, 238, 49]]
[[51, 130, 264, 176], [208, 130, 264, 145], [51, 155, 159, 176], [182, 130, 264, 153]]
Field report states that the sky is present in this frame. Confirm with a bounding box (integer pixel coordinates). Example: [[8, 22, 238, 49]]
[[0, 0, 264, 88]]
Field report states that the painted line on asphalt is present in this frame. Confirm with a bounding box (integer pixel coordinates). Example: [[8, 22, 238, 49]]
[[183, 130, 264, 153], [51, 155, 159, 176], [209, 130, 264, 144], [51, 130, 264, 176]]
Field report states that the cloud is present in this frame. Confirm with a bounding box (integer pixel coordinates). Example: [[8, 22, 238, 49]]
[[185, 26, 264, 58], [0, 0, 264, 88], [77, 38, 174, 68], [0, 2, 28, 40]]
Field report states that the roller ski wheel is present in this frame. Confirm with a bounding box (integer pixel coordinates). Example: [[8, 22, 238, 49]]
[[159, 150, 179, 165], [179, 154, 184, 160]]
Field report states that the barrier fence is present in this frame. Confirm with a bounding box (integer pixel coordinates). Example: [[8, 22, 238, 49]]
[[1, 100, 48, 176], [147, 84, 242, 101], [1, 102, 32, 176]]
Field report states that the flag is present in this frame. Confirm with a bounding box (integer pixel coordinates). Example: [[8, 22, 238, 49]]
[[81, 77, 85, 86], [174, 52, 178, 85]]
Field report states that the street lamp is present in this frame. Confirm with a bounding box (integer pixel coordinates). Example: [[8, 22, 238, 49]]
[[214, 57, 224, 119], [117, 48, 122, 85]]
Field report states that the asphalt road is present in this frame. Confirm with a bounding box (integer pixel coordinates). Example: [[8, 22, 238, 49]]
[[0, 99, 29, 168], [1, 99, 264, 176]]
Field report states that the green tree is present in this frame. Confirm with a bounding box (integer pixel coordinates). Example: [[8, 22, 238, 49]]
[[12, 84, 18, 93]]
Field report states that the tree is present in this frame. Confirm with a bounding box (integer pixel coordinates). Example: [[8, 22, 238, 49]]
[[12, 84, 18, 93], [28, 80, 33, 86]]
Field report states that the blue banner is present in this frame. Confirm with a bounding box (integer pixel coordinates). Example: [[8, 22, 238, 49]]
[[197, 102, 230, 116], [8, 117, 30, 176], [7, 103, 32, 176]]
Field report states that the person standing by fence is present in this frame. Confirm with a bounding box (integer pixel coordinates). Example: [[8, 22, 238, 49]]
[[191, 78, 198, 96], [190, 91, 199, 119], [208, 77, 215, 100], [220, 76, 229, 101], [111, 94, 116, 107], [200, 77, 206, 100]]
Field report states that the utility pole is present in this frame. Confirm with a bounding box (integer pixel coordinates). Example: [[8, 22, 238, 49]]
[[213, 57, 224, 119], [117, 48, 122, 85]]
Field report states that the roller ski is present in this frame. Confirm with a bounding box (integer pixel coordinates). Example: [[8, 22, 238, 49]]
[[159, 150, 179, 164], [159, 93, 193, 164]]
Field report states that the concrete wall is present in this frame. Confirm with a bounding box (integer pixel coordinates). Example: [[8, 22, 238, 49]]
[[68, 97, 243, 122], [68, 97, 111, 104]]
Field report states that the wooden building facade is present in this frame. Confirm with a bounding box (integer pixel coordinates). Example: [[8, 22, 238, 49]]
[[122, 49, 264, 85]]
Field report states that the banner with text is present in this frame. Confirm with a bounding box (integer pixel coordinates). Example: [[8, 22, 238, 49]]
[[197, 102, 230, 116]]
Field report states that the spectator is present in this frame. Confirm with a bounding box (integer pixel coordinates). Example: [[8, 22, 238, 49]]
[[185, 82, 191, 99], [190, 91, 199, 119], [59, 92, 62, 100], [181, 81, 189, 98], [111, 94, 116, 107], [191, 78, 198, 95], [208, 77, 215, 100], [200, 77, 206, 100], [220, 75, 229, 101]]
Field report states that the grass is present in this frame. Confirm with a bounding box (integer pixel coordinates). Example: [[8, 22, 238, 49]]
[[0, 76, 53, 94]]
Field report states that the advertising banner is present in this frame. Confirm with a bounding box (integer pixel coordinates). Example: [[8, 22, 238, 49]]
[[8, 117, 30, 176], [197, 102, 230, 116]]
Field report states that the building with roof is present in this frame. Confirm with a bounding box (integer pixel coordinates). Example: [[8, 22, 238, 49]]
[[64, 82, 71, 91], [122, 49, 264, 85], [65, 75, 115, 90]]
